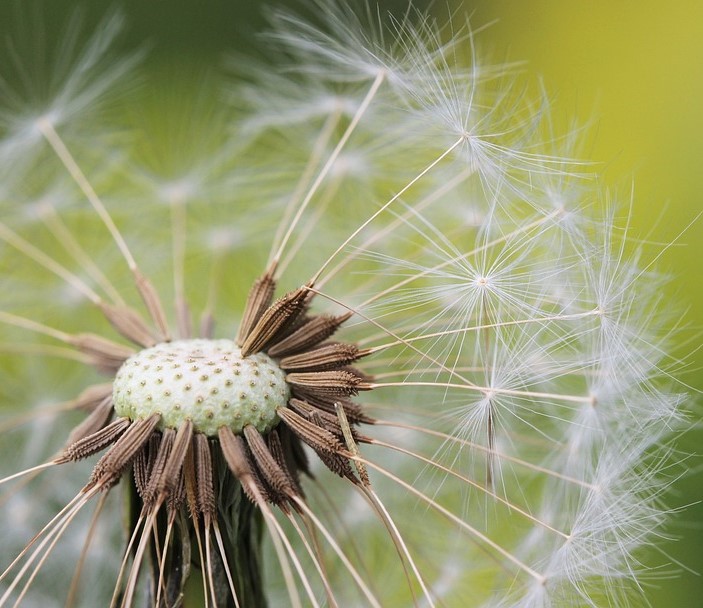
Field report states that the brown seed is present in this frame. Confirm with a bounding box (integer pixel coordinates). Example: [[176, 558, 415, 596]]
[[236, 271, 276, 345], [88, 413, 161, 490], [240, 286, 309, 357], [157, 420, 193, 498], [59, 416, 131, 463], [98, 302, 157, 348], [134, 433, 161, 500], [218, 426, 271, 503], [279, 342, 362, 372], [276, 407, 347, 458], [286, 398, 349, 441], [69, 333, 135, 373], [194, 433, 216, 520], [167, 454, 187, 515], [286, 369, 371, 396], [133, 267, 171, 342], [268, 428, 304, 497], [65, 396, 114, 446], [143, 428, 175, 506], [290, 389, 372, 423], [267, 312, 352, 358], [74, 383, 114, 411], [244, 425, 297, 501]]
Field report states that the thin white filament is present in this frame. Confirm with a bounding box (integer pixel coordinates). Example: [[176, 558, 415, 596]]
[[271, 70, 386, 271], [292, 496, 382, 608], [358, 456, 547, 585]]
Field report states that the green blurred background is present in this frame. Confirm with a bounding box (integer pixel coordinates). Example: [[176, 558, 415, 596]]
[[467, 3, 703, 606], [1, 0, 700, 605]]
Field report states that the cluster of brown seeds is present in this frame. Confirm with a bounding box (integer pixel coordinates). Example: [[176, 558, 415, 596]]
[[58, 270, 375, 519]]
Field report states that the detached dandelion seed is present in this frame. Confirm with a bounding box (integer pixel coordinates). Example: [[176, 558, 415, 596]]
[[0, 2, 693, 607]]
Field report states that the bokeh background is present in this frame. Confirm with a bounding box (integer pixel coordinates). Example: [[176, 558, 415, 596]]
[[468, 0, 703, 312], [1, 0, 700, 605], [465, 3, 703, 606]]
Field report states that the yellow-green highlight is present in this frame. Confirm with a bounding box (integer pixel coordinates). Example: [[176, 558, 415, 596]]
[[463, 1, 703, 605]]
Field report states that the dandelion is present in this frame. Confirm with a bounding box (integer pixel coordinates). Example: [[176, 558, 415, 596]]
[[0, 3, 690, 607]]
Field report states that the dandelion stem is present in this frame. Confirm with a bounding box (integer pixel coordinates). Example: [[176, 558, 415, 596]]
[[153, 517, 175, 608], [278, 176, 341, 277], [255, 498, 304, 608], [205, 527, 218, 608], [121, 507, 162, 608], [0, 343, 93, 365], [0, 489, 97, 604], [10, 495, 90, 608], [360, 484, 434, 608], [109, 513, 146, 608], [311, 484, 377, 591], [190, 499, 210, 607], [0, 400, 80, 435], [338, 402, 431, 604]]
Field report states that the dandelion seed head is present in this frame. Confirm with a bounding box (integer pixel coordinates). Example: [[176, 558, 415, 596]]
[[0, 2, 693, 607], [113, 339, 287, 436]]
